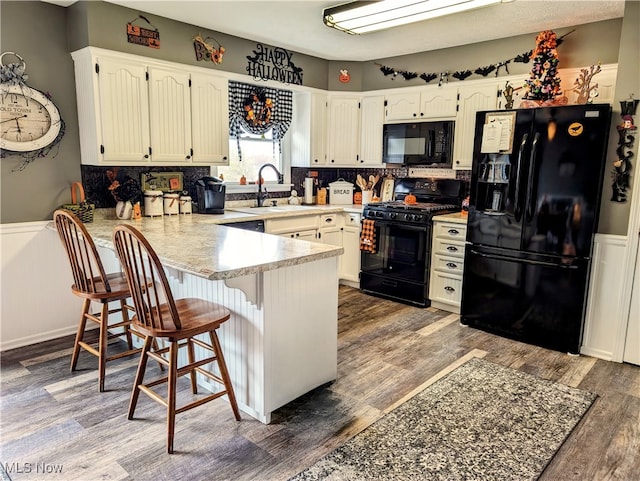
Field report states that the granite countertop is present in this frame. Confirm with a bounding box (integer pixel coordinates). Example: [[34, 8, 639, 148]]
[[69, 209, 344, 281], [432, 212, 468, 224], [223, 203, 363, 220]]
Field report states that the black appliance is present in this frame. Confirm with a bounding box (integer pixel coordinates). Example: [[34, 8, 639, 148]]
[[196, 176, 226, 214], [223, 220, 265, 232], [360, 178, 462, 307], [383, 121, 454, 166], [461, 104, 612, 354]]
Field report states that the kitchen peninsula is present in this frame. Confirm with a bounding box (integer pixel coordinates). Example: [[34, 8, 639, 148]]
[[72, 209, 344, 424]]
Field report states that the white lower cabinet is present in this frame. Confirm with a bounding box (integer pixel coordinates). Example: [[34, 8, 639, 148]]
[[265, 215, 320, 240], [340, 212, 361, 285], [317, 214, 341, 245], [265, 211, 361, 285], [429, 217, 467, 313]]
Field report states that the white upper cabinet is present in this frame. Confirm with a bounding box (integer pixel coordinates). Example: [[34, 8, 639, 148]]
[[72, 47, 229, 166], [359, 95, 385, 165], [93, 55, 151, 163], [291, 91, 327, 167], [385, 91, 421, 121], [310, 92, 328, 166], [327, 95, 361, 165], [148, 66, 192, 163], [453, 83, 500, 170], [190, 72, 229, 165], [385, 86, 458, 121], [420, 86, 458, 119]]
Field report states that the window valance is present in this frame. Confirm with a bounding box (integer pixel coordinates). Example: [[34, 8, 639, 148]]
[[229, 81, 293, 139]]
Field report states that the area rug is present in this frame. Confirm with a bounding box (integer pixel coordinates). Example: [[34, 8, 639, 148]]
[[289, 357, 597, 481]]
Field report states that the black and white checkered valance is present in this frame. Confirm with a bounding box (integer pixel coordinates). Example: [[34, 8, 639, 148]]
[[229, 81, 292, 139]]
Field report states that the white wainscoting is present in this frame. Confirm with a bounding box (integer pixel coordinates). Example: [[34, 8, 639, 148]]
[[581, 234, 628, 361], [0, 222, 82, 351]]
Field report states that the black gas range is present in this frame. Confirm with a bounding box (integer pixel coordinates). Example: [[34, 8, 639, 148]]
[[360, 178, 462, 307], [363, 201, 459, 224]]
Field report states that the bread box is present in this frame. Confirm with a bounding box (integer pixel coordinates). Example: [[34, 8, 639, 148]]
[[328, 179, 354, 205]]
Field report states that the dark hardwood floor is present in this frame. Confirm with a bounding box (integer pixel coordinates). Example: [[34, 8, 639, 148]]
[[1, 286, 638, 481]]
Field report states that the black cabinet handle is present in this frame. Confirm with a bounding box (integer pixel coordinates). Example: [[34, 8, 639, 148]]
[[446, 246, 459, 252], [448, 229, 460, 235], [444, 286, 455, 292], [446, 262, 458, 269]]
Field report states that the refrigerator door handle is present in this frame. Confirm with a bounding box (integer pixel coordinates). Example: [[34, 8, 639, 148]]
[[470, 249, 581, 269], [525, 132, 541, 222], [513, 133, 529, 222]]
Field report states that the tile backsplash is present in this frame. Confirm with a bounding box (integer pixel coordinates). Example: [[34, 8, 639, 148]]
[[81, 165, 470, 208]]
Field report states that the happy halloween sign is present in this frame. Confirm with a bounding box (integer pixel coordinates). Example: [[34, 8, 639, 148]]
[[246, 43, 303, 85]]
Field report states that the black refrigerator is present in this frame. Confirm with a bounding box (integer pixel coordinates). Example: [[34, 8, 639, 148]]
[[460, 104, 611, 354]]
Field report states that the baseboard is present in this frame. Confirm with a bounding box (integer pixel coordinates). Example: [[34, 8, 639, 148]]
[[0, 325, 79, 353]]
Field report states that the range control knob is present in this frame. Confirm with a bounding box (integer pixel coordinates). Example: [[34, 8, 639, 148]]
[[375, 211, 384, 218], [389, 212, 398, 220]]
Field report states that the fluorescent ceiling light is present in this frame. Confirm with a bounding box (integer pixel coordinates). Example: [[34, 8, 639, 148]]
[[323, 0, 505, 35]]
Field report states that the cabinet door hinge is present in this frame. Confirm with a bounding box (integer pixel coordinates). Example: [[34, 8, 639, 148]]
[[358, 102, 361, 109], [456, 105, 459, 112], [189, 78, 192, 87], [457, 93, 460, 101], [100, 145, 104, 154], [384, 100, 388, 106], [149, 147, 152, 155], [145, 71, 149, 81], [190, 148, 194, 157], [95, 63, 100, 74]]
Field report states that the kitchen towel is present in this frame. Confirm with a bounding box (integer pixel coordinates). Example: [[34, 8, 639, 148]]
[[359, 219, 377, 253]]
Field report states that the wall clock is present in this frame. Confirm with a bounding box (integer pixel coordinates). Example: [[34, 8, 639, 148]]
[[1, 83, 63, 153]]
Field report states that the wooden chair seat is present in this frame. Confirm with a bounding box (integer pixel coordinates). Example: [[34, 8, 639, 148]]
[[132, 298, 230, 341], [70, 272, 130, 300], [54, 209, 144, 392], [113, 223, 240, 454]]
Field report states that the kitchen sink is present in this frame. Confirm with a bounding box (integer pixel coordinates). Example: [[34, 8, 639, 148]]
[[230, 205, 318, 214]]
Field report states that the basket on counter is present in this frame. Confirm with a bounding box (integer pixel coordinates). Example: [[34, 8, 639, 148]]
[[61, 182, 95, 223]]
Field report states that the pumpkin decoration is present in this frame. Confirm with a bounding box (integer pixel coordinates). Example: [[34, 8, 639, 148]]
[[353, 191, 363, 205], [404, 194, 417, 205]]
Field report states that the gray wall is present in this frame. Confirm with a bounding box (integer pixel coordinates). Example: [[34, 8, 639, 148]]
[[67, 1, 330, 90], [0, 0, 635, 236], [358, 19, 623, 92], [1, 1, 82, 224], [598, 1, 639, 236]]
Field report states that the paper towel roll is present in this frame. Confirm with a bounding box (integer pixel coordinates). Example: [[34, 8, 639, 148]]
[[304, 178, 314, 204]]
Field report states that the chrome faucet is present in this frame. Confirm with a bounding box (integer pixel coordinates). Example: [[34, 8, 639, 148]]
[[256, 163, 284, 207]]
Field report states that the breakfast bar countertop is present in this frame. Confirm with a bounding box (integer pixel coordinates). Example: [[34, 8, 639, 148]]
[[67, 209, 343, 281]]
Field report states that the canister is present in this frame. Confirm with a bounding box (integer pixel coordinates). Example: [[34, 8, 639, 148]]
[[179, 195, 192, 214], [143, 190, 163, 217], [163, 192, 180, 215], [328, 179, 354, 205]]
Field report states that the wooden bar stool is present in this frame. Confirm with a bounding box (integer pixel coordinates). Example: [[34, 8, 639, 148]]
[[54, 209, 144, 392], [112, 224, 241, 454]]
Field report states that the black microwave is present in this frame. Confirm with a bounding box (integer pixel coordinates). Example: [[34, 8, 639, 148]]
[[382, 121, 454, 166]]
